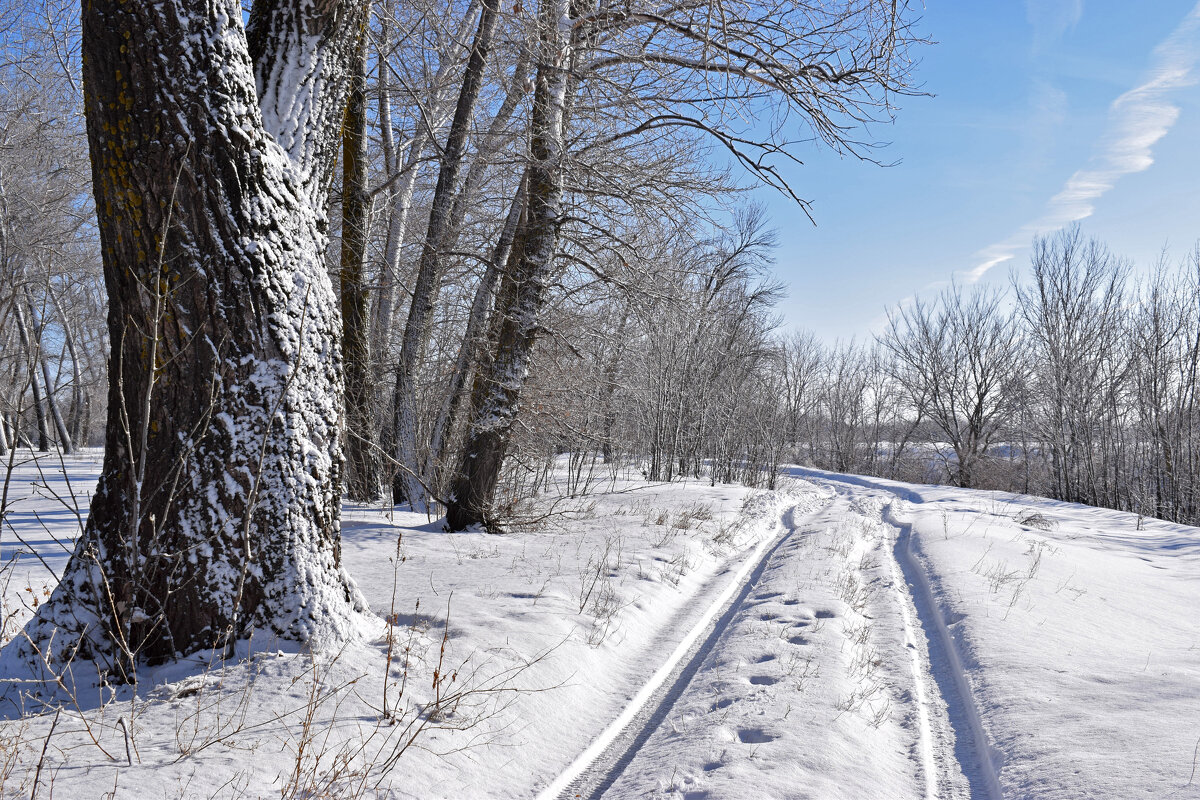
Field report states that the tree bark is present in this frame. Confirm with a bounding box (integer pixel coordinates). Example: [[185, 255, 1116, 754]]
[[445, 0, 573, 530], [9, 0, 369, 683], [341, 30, 382, 502], [390, 0, 502, 509]]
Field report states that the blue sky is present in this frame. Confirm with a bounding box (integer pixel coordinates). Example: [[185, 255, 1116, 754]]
[[764, 0, 1200, 342]]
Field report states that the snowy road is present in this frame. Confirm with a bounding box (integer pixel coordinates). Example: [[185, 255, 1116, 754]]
[[541, 499, 830, 800], [545, 483, 981, 800]]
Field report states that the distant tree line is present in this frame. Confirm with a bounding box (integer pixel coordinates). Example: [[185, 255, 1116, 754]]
[[802, 226, 1200, 527]]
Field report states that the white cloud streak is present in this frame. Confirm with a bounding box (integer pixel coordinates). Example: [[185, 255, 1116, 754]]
[[1026, 0, 1084, 48], [960, 2, 1200, 283]]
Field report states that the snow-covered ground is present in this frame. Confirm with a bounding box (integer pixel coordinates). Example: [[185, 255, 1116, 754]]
[[1, 450, 1198, 799]]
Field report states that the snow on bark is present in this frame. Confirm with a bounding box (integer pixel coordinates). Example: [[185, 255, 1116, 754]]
[[2, 0, 371, 689]]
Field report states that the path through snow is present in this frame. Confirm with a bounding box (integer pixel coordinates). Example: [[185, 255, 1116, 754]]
[[555, 483, 978, 800]]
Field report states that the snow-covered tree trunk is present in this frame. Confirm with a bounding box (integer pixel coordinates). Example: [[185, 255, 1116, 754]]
[[8, 0, 369, 683], [445, 0, 572, 530]]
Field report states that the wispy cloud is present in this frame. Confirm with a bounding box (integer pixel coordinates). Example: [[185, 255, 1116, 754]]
[[960, 2, 1200, 283], [1026, 0, 1084, 49]]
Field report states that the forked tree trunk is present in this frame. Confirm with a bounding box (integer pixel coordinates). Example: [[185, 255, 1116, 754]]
[[418, 56, 531, 493], [8, 0, 368, 684], [25, 288, 73, 454], [424, 172, 527, 492], [445, 0, 572, 530], [49, 288, 87, 447]]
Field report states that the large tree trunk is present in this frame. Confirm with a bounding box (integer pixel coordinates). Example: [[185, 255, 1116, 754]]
[[445, 0, 572, 530], [341, 30, 382, 502], [7, 0, 368, 685], [390, 0, 501, 509]]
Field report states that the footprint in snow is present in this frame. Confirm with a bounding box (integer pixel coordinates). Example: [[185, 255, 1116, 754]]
[[737, 728, 778, 744], [748, 675, 779, 686]]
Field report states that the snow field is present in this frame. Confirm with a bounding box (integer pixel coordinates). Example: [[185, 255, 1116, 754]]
[[799, 468, 1200, 800], [1, 452, 1199, 799]]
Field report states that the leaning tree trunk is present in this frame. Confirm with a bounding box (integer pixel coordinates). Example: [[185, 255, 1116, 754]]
[[6, 0, 368, 685], [445, 0, 572, 530], [390, 0, 501, 509], [418, 55, 531, 493], [369, 2, 481, 372], [424, 172, 528, 492]]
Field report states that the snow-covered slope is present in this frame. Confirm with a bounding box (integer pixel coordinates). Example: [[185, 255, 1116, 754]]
[[0, 451, 1197, 799]]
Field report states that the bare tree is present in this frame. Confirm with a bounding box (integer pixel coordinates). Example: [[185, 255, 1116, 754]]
[[880, 285, 1022, 487], [1014, 227, 1129, 506], [444, 0, 921, 529], [390, 0, 504, 509]]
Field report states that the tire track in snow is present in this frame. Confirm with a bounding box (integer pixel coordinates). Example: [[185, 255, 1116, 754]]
[[882, 508, 945, 800], [801, 471, 1000, 799], [824, 484, 965, 800], [884, 502, 1004, 800], [536, 496, 832, 800]]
